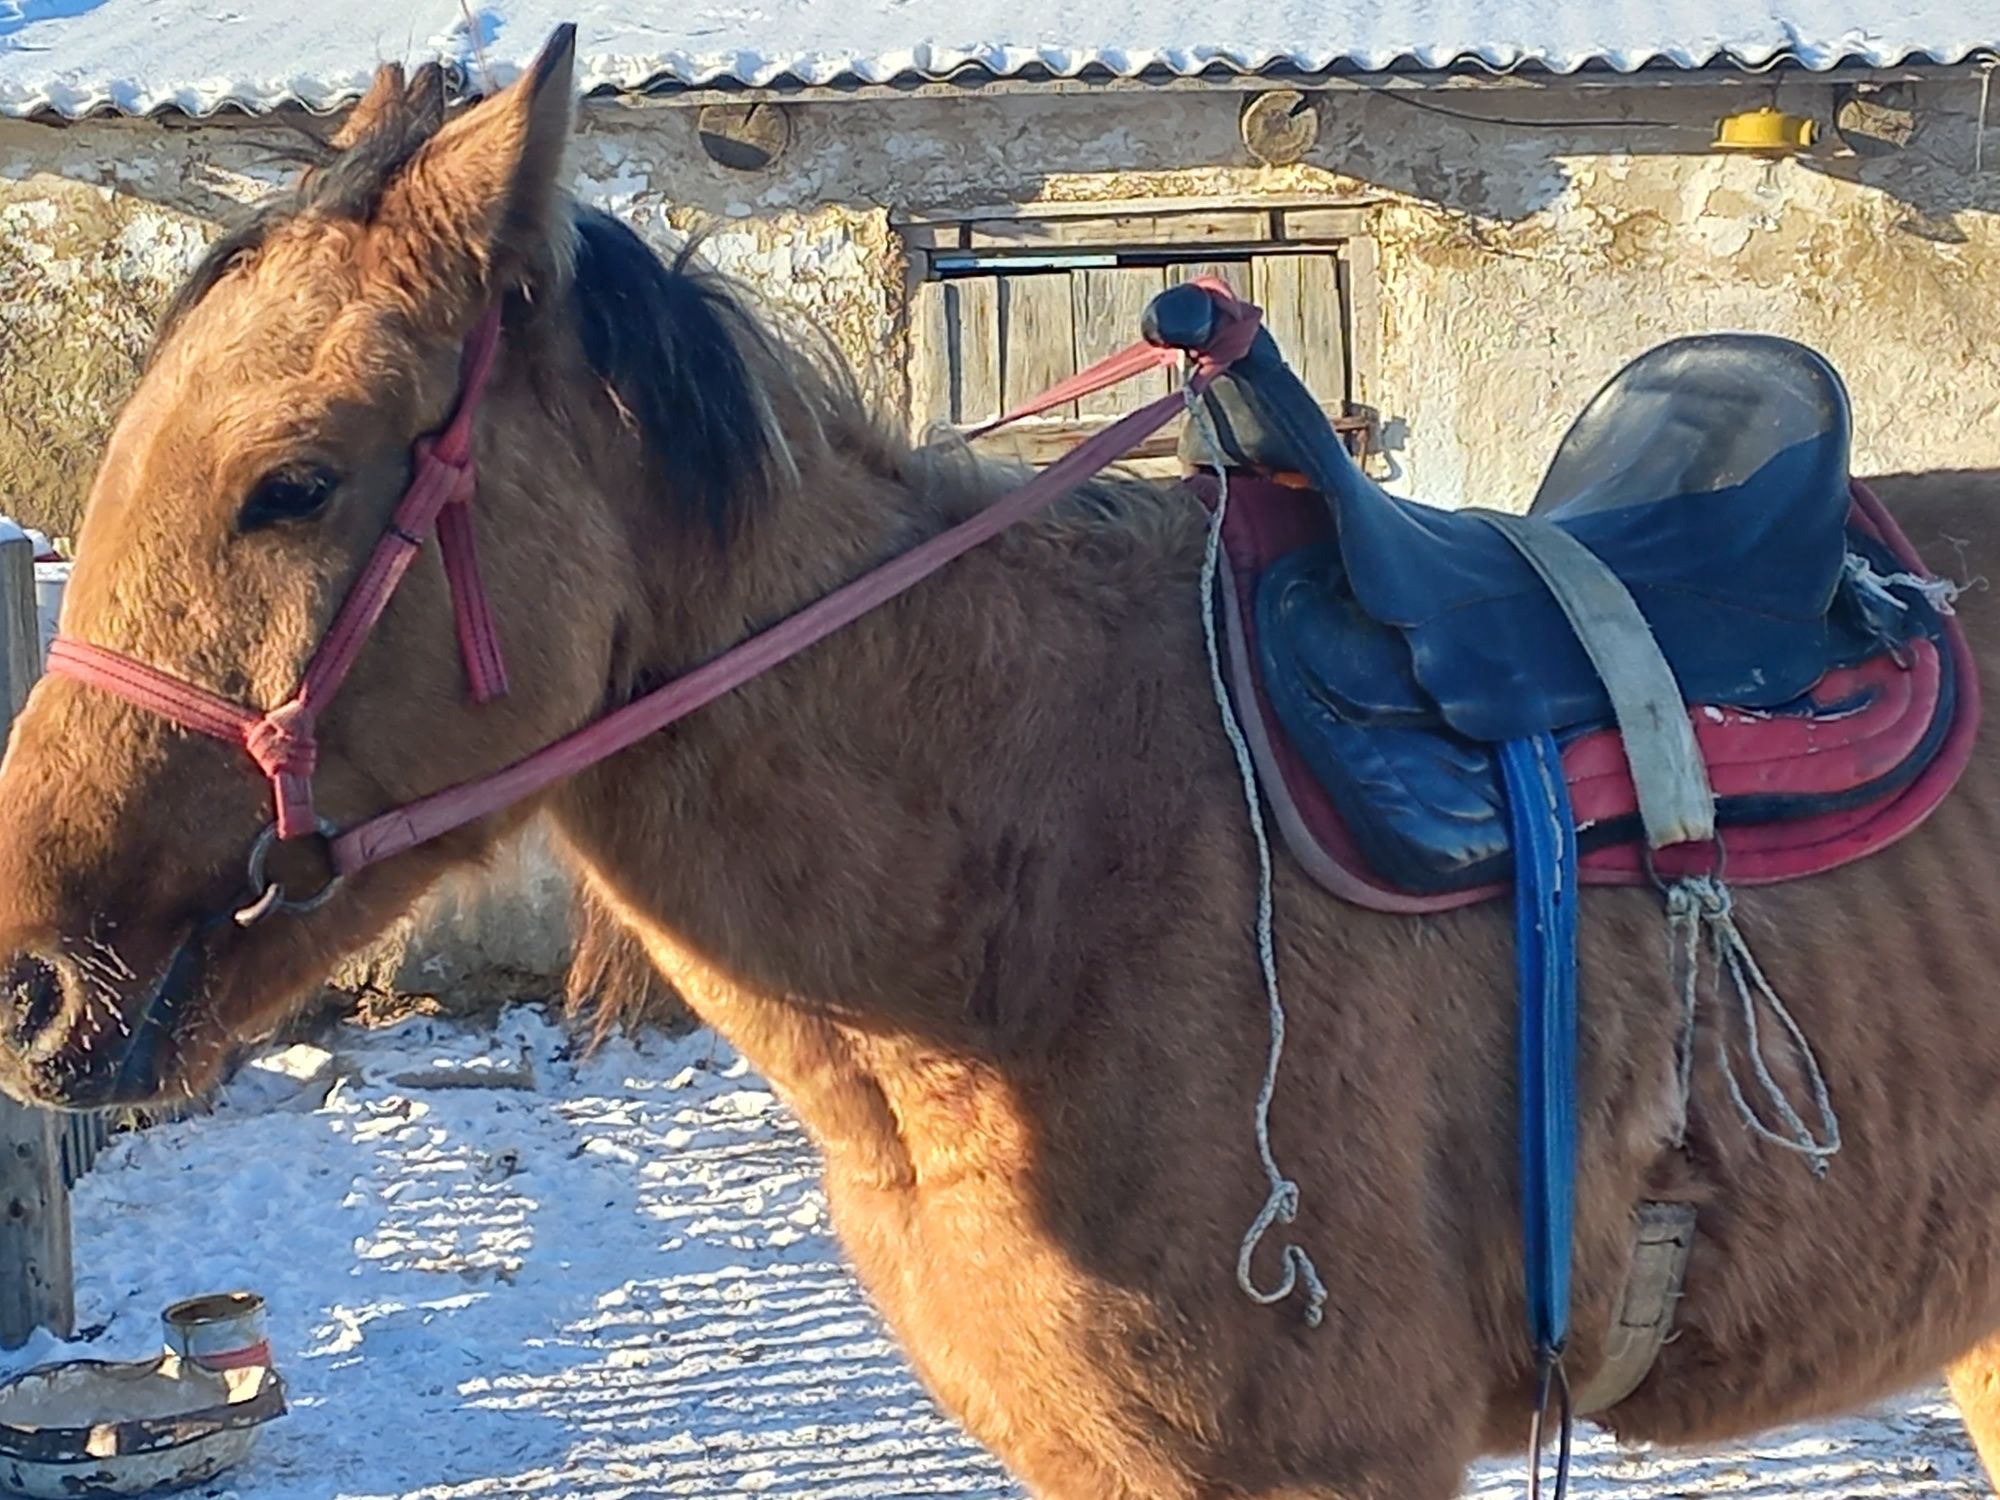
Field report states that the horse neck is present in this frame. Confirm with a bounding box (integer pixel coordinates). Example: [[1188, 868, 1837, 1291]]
[[552, 420, 1210, 1086]]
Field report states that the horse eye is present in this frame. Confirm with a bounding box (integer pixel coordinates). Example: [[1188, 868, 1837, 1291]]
[[237, 466, 341, 532]]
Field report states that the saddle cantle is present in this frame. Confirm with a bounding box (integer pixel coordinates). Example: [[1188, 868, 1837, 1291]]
[[1140, 280, 1979, 910]]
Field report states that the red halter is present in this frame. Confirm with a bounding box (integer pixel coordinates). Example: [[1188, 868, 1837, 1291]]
[[49, 306, 509, 847], [40, 284, 1260, 922]]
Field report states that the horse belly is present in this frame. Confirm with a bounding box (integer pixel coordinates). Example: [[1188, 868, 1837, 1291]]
[[1577, 849, 2000, 1448], [819, 1165, 1224, 1500]]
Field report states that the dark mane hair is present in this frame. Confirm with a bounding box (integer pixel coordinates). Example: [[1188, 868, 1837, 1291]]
[[148, 68, 846, 539], [567, 208, 787, 538]]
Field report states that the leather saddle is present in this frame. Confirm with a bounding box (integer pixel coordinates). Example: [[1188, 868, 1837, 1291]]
[[1143, 283, 1977, 906]]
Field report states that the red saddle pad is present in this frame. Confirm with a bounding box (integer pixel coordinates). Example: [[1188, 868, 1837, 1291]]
[[1211, 478, 1980, 915]]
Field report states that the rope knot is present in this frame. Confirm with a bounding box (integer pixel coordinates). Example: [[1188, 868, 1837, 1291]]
[[413, 433, 477, 504], [1675, 873, 1732, 922], [245, 701, 319, 781]]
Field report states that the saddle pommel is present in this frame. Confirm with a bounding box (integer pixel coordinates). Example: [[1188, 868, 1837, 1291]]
[[1141, 281, 1220, 354]]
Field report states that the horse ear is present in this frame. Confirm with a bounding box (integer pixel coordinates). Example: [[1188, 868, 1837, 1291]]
[[401, 62, 448, 138], [330, 63, 409, 151], [377, 24, 577, 322]]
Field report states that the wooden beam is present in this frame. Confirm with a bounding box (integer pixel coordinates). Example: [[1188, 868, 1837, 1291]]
[[896, 194, 1383, 228], [968, 208, 1272, 249], [967, 406, 1370, 468], [0, 524, 74, 1351]]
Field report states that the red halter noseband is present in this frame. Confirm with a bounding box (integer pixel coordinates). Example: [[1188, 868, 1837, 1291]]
[[38, 282, 1261, 924]]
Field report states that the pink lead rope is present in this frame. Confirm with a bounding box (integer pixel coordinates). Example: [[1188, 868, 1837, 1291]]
[[44, 284, 1261, 893]]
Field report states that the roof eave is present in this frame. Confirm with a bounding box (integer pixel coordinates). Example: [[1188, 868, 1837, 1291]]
[[9, 50, 1994, 125]]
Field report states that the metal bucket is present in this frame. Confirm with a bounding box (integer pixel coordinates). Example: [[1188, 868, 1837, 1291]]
[[161, 1294, 269, 1374]]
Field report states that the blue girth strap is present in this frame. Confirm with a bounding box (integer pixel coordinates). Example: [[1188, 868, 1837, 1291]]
[[1499, 733, 1579, 1500]]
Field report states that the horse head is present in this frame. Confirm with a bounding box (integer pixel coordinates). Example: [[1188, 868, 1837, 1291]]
[[0, 26, 727, 1107]]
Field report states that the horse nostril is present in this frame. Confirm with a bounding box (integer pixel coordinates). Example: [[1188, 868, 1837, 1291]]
[[2, 953, 65, 1047]]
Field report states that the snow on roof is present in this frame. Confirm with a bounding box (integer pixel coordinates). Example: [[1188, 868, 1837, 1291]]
[[0, 0, 1994, 120]]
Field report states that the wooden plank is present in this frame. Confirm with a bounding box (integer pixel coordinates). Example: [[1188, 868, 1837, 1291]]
[[0, 527, 72, 1351], [948, 276, 1001, 426], [1252, 252, 1348, 406], [0, 1104, 73, 1349], [1000, 273, 1078, 418], [968, 208, 1270, 249], [1278, 205, 1372, 242], [895, 193, 1386, 227], [1167, 260, 1247, 299], [0, 528, 35, 725], [1343, 236, 1382, 414], [1072, 266, 1168, 417], [908, 280, 955, 434]]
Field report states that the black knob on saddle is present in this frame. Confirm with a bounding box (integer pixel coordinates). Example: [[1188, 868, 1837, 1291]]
[[1142, 282, 1219, 353]]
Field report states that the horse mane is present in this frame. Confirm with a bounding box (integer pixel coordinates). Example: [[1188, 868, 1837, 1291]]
[[149, 66, 899, 543], [565, 207, 884, 540]]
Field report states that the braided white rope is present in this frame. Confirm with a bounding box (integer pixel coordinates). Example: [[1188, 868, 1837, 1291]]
[[1185, 390, 1327, 1329], [1666, 876, 1841, 1174]]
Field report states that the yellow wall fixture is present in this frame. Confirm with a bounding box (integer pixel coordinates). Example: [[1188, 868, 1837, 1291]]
[[1712, 106, 1818, 155]]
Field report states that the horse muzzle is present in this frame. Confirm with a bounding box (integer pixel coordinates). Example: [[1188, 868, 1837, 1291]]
[[0, 932, 204, 1110]]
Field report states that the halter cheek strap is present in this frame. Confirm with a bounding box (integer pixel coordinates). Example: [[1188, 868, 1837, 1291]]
[[46, 306, 509, 843]]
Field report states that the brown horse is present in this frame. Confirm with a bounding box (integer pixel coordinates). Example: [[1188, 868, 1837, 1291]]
[[5, 27, 2000, 1498]]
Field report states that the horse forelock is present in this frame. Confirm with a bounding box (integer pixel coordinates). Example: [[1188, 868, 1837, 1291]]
[[151, 64, 453, 366]]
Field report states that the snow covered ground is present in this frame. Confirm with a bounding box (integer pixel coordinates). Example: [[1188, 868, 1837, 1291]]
[[2, 1007, 1987, 1499]]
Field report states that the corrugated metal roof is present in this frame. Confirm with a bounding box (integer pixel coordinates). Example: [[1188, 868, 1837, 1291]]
[[0, 0, 1993, 119]]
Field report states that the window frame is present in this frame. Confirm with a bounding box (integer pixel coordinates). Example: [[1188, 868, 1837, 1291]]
[[899, 198, 1380, 471]]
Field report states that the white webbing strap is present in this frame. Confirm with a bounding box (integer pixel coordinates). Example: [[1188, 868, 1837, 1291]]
[[1473, 512, 1716, 853]]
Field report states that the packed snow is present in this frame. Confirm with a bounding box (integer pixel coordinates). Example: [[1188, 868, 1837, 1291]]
[[1, 1007, 1985, 1498]]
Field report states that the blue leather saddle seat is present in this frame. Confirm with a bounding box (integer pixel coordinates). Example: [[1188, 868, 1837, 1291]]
[[1141, 284, 1949, 894], [1186, 321, 1857, 742]]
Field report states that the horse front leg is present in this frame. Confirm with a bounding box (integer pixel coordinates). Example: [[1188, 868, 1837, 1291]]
[[1948, 1332, 2000, 1495]]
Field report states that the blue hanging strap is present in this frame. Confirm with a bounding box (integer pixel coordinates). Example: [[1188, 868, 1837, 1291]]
[[1499, 733, 1580, 1500]]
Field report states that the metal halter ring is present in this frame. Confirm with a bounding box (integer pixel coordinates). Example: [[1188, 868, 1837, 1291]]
[[1640, 832, 1728, 895], [234, 818, 346, 928]]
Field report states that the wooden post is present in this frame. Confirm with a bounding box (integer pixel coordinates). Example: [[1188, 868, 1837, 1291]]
[[0, 521, 74, 1349]]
